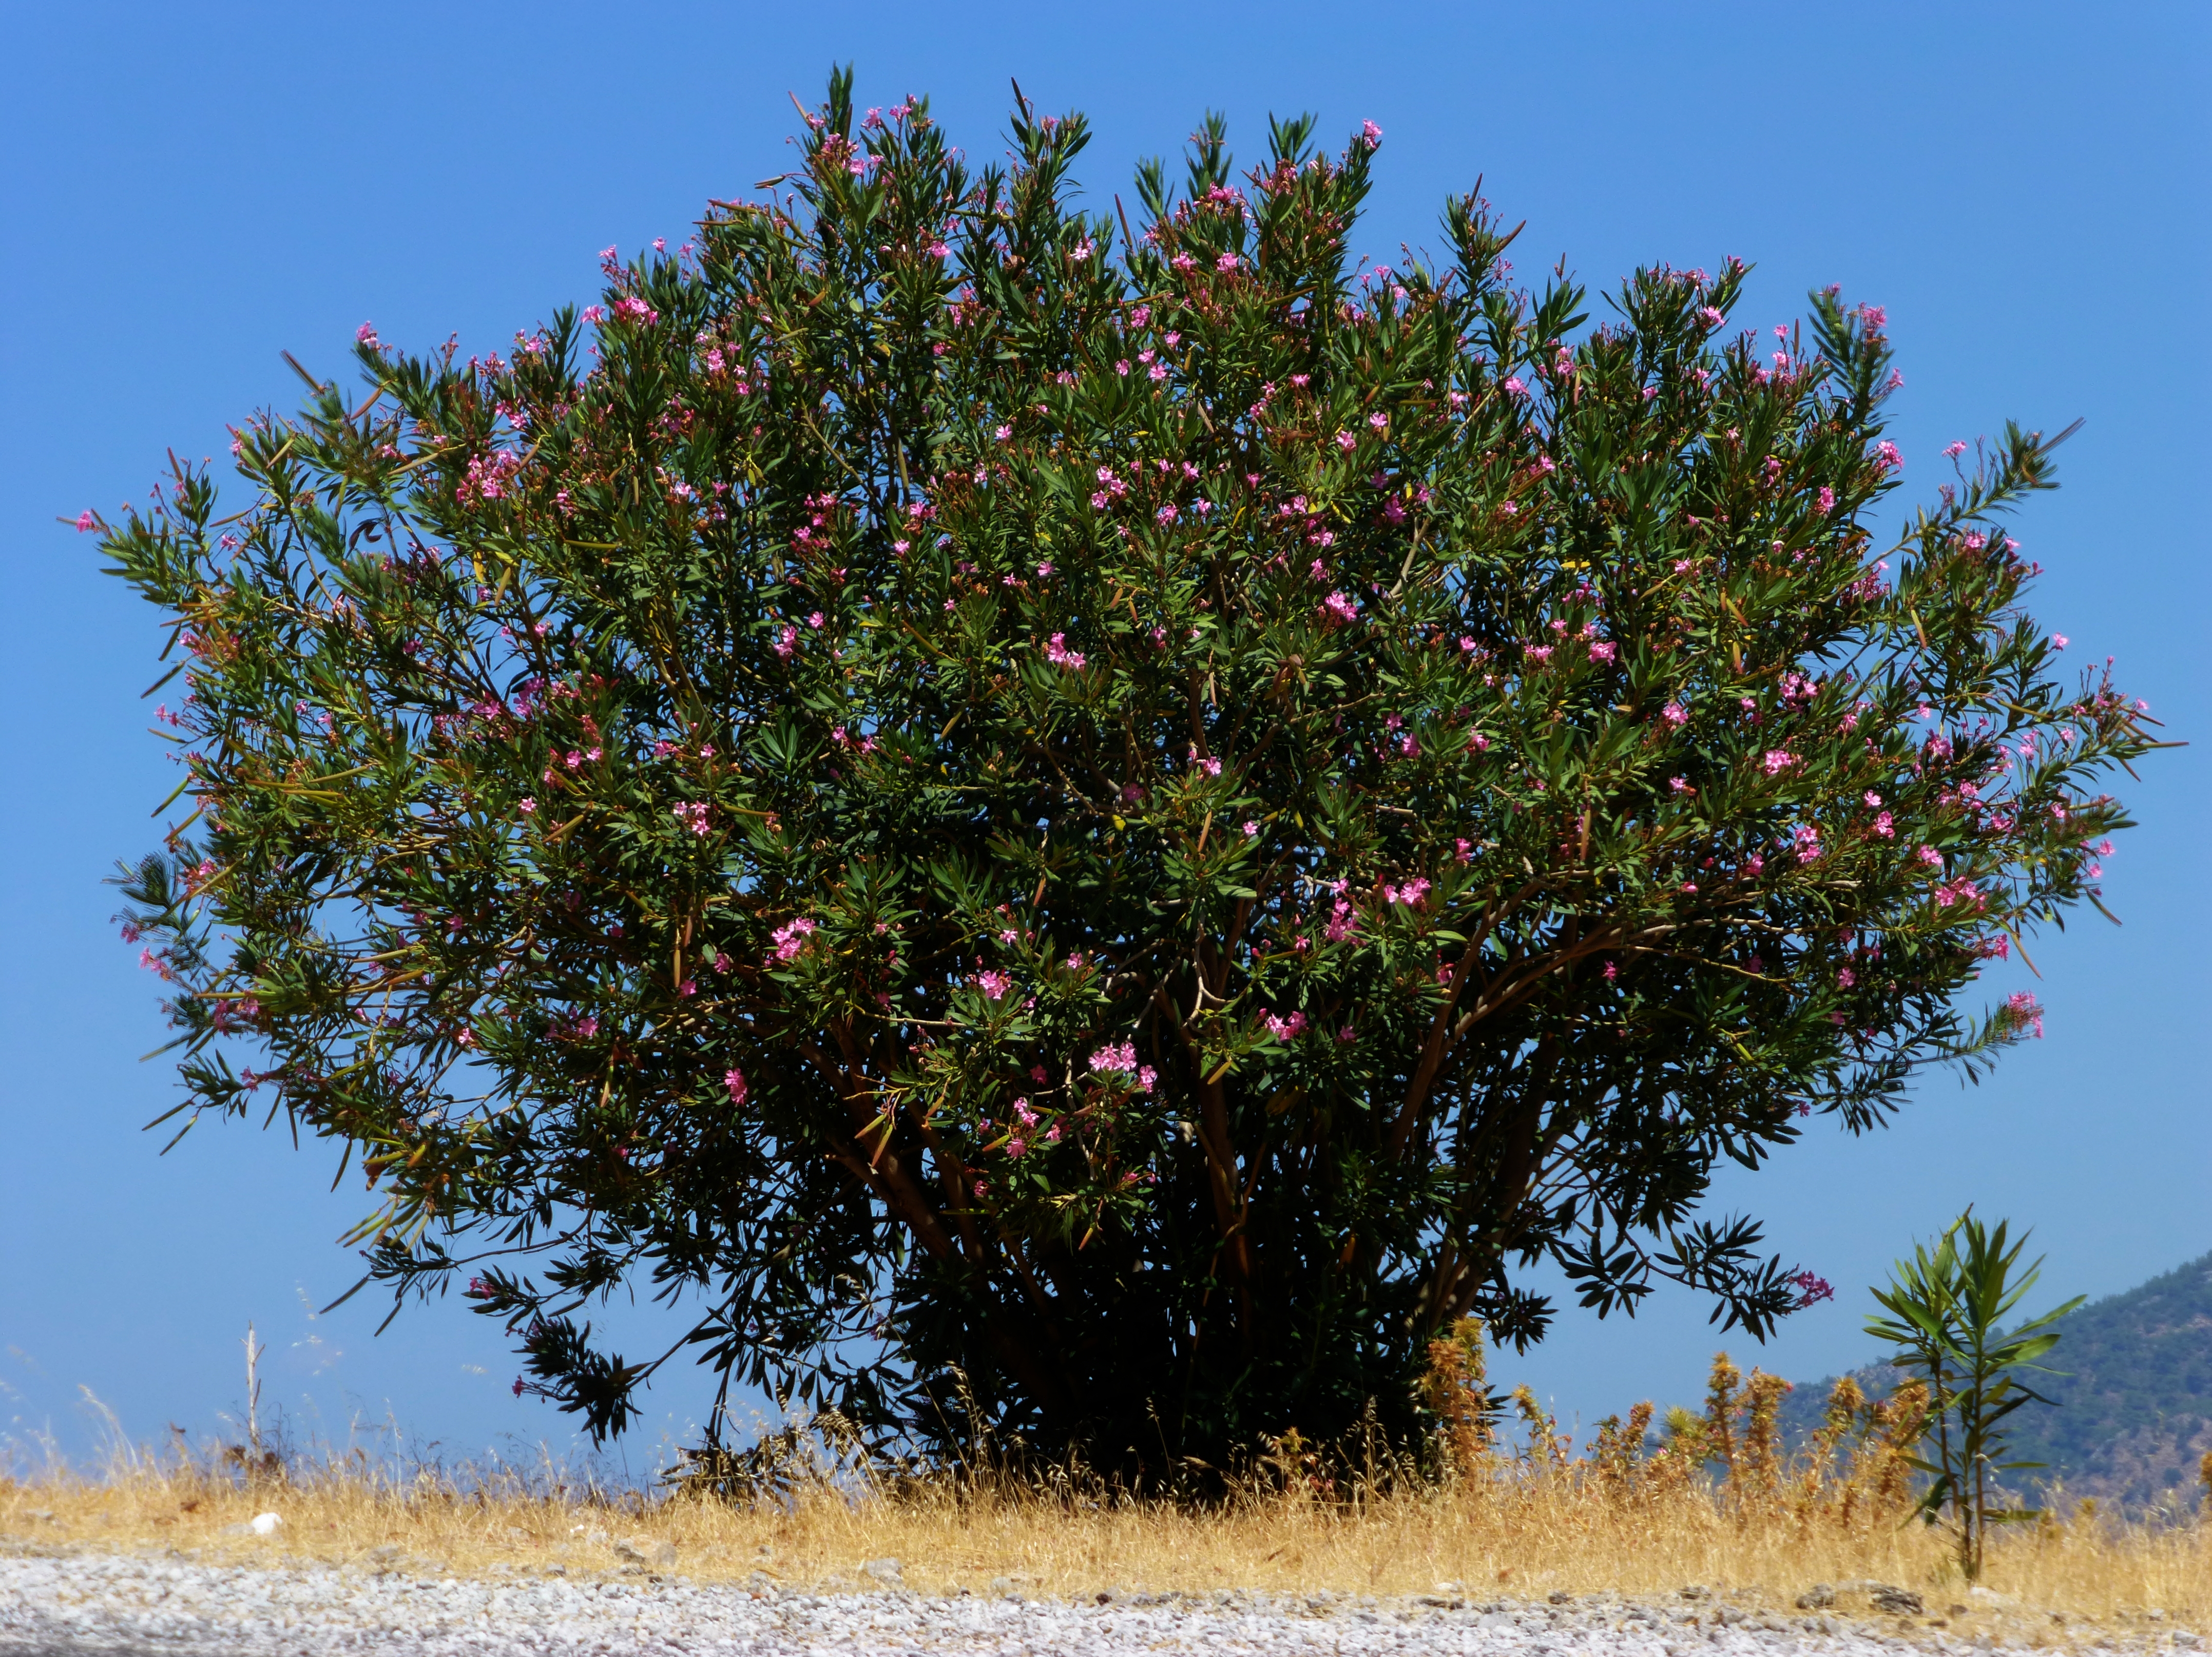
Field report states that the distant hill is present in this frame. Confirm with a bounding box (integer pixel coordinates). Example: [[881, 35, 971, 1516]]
[[1774, 1250, 2212, 1513]]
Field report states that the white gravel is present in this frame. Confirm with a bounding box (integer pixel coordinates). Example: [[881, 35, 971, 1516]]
[[0, 1546, 2180, 1656]]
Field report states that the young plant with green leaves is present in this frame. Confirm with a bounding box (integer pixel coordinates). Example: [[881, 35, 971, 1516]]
[[1866, 1212, 2084, 1580], [97, 71, 2158, 1471]]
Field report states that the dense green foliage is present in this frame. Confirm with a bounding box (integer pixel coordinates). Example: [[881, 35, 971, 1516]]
[[100, 73, 2157, 1469]]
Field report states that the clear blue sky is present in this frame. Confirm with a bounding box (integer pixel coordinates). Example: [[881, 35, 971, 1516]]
[[4, 1, 2206, 1473]]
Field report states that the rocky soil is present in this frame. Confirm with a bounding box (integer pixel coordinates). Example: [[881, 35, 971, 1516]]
[[3, 1544, 2203, 1655]]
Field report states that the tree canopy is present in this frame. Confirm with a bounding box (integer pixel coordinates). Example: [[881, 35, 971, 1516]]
[[102, 72, 2158, 1469]]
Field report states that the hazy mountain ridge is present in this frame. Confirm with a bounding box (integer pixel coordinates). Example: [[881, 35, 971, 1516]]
[[1771, 1250, 2212, 1512]]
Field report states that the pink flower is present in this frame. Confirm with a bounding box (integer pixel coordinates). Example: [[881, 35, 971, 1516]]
[[2004, 991, 2045, 1039], [770, 916, 817, 962], [1090, 1040, 1140, 1075], [1916, 844, 1945, 869], [1501, 376, 1527, 397], [356, 321, 379, 346], [1942, 440, 1967, 459], [1761, 749, 1797, 776], [1936, 877, 1985, 910], [1791, 1270, 1835, 1307], [1320, 591, 1359, 628], [518, 797, 537, 815], [1588, 640, 1617, 663], [974, 969, 1011, 999], [2050, 634, 2068, 650], [1817, 485, 1836, 514], [1360, 119, 1382, 147], [1873, 440, 1903, 472], [73, 510, 97, 532], [1044, 633, 1087, 670], [1662, 701, 1688, 727], [1242, 820, 1258, 837], [1264, 1010, 1307, 1041]]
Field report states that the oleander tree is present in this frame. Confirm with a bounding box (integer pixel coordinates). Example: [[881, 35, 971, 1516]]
[[97, 71, 2160, 1469]]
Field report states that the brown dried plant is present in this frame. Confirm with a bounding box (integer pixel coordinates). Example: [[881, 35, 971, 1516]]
[[1420, 1317, 1493, 1480]]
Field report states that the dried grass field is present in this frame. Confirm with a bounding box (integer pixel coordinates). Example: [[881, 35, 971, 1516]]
[[6, 1358, 2208, 1646]]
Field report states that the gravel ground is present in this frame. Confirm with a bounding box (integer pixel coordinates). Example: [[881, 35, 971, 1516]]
[[2, 1547, 2196, 1656]]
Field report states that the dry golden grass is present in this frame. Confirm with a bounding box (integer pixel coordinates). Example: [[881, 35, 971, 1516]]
[[7, 1347, 2207, 1643], [4, 1453, 2207, 1643]]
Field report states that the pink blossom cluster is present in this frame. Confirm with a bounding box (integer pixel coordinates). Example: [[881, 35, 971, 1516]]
[[1263, 1010, 1307, 1042], [673, 802, 710, 836], [768, 916, 817, 963], [1934, 877, 1986, 911], [1089, 1042, 1157, 1091], [1043, 633, 1086, 670], [1790, 1270, 1835, 1307], [456, 450, 524, 505]]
